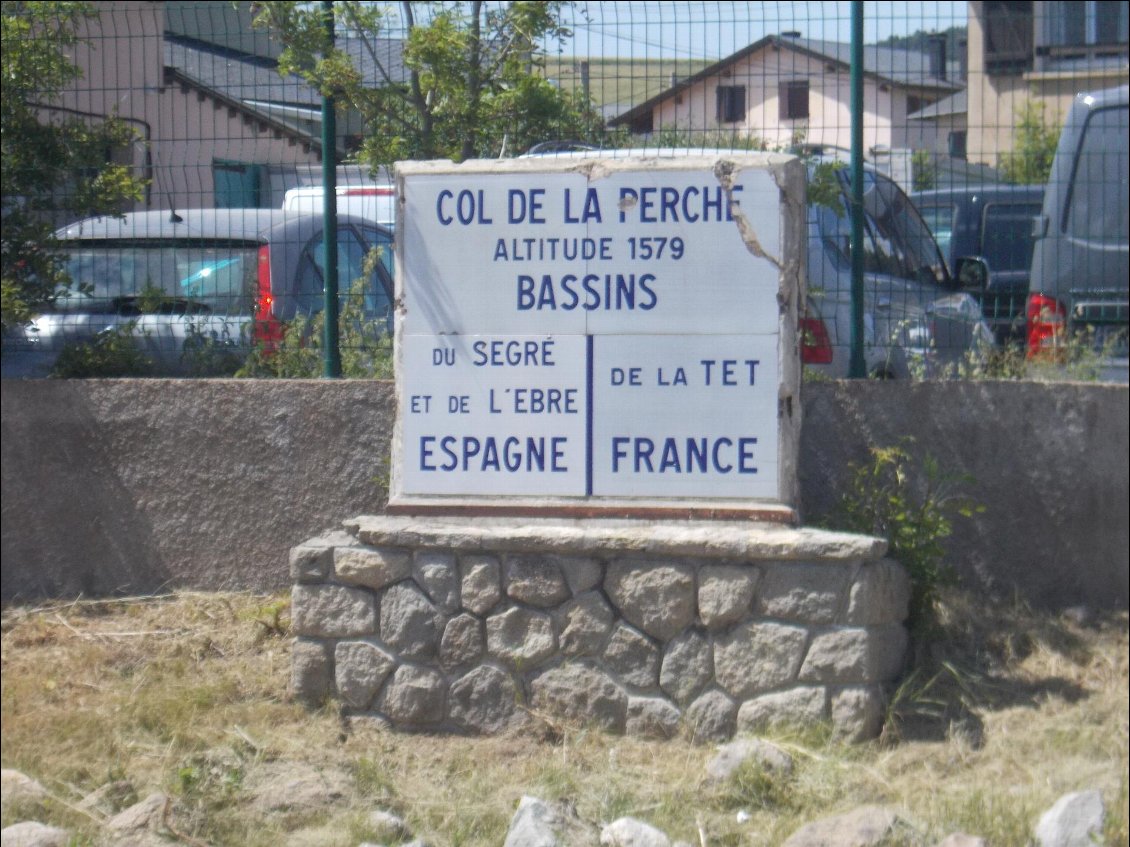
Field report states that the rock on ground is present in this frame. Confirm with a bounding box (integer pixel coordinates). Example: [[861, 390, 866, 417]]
[[704, 738, 794, 782], [1034, 790, 1105, 847], [0, 770, 49, 809], [781, 805, 901, 847], [600, 816, 672, 847], [0, 822, 70, 847]]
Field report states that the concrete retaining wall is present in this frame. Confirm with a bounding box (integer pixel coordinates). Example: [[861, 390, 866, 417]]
[[289, 515, 908, 741], [2, 379, 1126, 609]]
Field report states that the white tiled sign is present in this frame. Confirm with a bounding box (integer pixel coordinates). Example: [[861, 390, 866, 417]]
[[394, 157, 789, 503]]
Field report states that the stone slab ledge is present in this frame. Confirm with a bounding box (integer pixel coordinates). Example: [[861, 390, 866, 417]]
[[343, 515, 887, 562]]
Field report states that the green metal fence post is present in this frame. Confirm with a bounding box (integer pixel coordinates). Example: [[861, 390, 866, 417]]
[[849, 0, 867, 379], [321, 0, 341, 378]]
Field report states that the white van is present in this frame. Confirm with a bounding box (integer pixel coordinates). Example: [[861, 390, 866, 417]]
[[282, 184, 396, 227]]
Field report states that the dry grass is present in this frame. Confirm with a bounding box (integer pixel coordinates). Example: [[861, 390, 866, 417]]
[[2, 589, 1127, 846], [543, 57, 711, 109]]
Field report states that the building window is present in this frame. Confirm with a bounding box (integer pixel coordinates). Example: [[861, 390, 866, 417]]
[[983, 1, 1034, 74], [716, 85, 746, 123], [630, 111, 654, 134], [779, 80, 809, 120], [948, 130, 968, 160], [1043, 0, 1128, 48]]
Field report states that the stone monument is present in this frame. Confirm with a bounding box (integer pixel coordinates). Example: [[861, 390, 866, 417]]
[[288, 153, 909, 740]]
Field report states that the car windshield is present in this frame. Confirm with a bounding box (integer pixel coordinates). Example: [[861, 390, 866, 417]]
[[815, 170, 949, 287], [981, 203, 1042, 271], [55, 241, 260, 315], [917, 204, 955, 261]]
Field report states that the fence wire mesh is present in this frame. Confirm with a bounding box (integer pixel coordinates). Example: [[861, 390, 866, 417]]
[[2, 1, 1127, 379]]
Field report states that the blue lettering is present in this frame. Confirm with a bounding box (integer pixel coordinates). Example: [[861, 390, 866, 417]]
[[612, 437, 629, 472], [681, 186, 700, 222], [436, 190, 454, 225], [739, 437, 758, 473], [659, 439, 681, 472], [441, 436, 458, 471], [461, 436, 481, 470], [686, 438, 708, 472], [712, 437, 733, 473], [551, 437, 567, 472], [635, 437, 655, 472], [517, 275, 535, 310], [481, 438, 500, 471], [618, 187, 638, 223]]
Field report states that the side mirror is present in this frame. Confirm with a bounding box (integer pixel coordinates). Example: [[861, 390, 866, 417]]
[[954, 256, 989, 294]]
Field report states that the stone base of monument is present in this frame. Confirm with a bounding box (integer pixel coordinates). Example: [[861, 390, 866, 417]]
[[288, 516, 910, 742]]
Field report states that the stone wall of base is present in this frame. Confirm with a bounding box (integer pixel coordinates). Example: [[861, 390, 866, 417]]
[[289, 516, 910, 742]]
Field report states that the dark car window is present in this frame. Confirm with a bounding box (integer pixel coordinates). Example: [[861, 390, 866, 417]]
[[296, 227, 392, 319], [847, 171, 949, 286], [981, 202, 1042, 271], [918, 204, 956, 261], [1065, 105, 1130, 243], [360, 226, 395, 279], [56, 242, 259, 315]]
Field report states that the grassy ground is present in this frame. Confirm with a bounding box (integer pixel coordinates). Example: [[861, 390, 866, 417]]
[[2, 589, 1127, 846], [543, 57, 711, 109]]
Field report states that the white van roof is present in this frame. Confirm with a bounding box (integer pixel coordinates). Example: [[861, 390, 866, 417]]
[[282, 184, 396, 226]]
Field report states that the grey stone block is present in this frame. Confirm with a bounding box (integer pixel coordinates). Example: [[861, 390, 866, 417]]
[[380, 582, 443, 660], [603, 622, 660, 689], [782, 805, 900, 847], [705, 738, 794, 782], [561, 557, 604, 595], [626, 696, 681, 739], [334, 640, 396, 710], [714, 621, 809, 699], [1034, 789, 1105, 847], [291, 638, 332, 704], [448, 665, 527, 734], [486, 606, 557, 668], [503, 796, 562, 847], [736, 686, 828, 732], [413, 551, 460, 613], [556, 591, 615, 657], [289, 543, 333, 583], [698, 564, 758, 630], [0, 821, 70, 847], [461, 554, 502, 615], [846, 559, 911, 625], [659, 629, 713, 706], [798, 625, 908, 684], [334, 545, 411, 590], [291, 584, 376, 638], [605, 560, 696, 641], [530, 663, 627, 733], [757, 562, 853, 624], [830, 685, 886, 742], [505, 555, 571, 607], [439, 613, 485, 670], [601, 817, 673, 847], [378, 664, 446, 725], [685, 689, 737, 743]]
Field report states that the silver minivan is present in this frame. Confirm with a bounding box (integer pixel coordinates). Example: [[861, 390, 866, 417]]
[[1027, 85, 1129, 381], [1, 209, 395, 377]]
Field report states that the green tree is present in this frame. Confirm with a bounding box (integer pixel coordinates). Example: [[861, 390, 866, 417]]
[[1000, 99, 1061, 185], [911, 149, 937, 192], [250, 1, 603, 170], [1, 1, 144, 328]]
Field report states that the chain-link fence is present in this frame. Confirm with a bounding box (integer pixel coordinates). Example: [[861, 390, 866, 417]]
[[2, 1, 1127, 379]]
